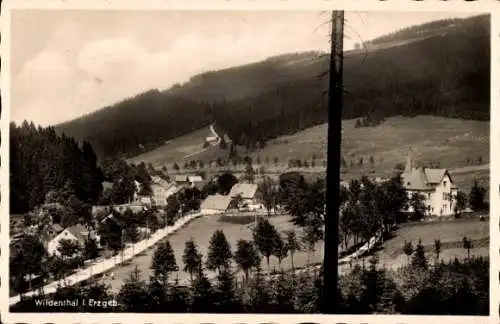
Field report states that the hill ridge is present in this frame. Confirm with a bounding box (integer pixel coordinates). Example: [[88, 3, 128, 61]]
[[54, 14, 490, 158]]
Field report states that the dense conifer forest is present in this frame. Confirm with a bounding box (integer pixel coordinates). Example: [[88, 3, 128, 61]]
[[10, 122, 154, 214], [10, 122, 104, 214]]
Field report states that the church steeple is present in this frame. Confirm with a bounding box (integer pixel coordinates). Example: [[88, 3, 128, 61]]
[[404, 149, 413, 173]]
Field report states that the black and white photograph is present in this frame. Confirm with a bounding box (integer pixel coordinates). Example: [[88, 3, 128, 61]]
[[2, 1, 492, 319]]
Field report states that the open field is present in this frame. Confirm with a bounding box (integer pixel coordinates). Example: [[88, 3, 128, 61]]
[[127, 126, 216, 166], [100, 214, 322, 292], [341, 116, 489, 171], [99, 212, 489, 293], [129, 116, 489, 189], [374, 217, 489, 270]]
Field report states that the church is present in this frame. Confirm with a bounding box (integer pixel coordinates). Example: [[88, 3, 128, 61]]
[[401, 152, 458, 217]]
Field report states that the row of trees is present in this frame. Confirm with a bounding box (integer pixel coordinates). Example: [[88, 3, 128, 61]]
[[402, 236, 477, 267], [13, 236, 489, 314], [151, 218, 306, 285]]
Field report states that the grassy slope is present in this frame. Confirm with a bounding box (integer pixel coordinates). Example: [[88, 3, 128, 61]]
[[375, 218, 489, 270], [129, 115, 489, 191], [127, 126, 214, 166]]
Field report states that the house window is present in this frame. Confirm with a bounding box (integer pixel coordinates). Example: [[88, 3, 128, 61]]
[[443, 181, 447, 187], [407, 182, 411, 186], [428, 193, 431, 199], [442, 193, 446, 200]]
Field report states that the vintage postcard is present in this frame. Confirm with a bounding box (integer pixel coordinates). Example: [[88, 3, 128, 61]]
[[1, 0, 497, 323]]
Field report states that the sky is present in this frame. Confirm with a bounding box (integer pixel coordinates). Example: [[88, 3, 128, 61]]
[[10, 10, 481, 127]]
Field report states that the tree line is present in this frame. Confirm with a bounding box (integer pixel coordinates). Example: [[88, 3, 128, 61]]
[[12, 222, 489, 315], [339, 176, 488, 250]]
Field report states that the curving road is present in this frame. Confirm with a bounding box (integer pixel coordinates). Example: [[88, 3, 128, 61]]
[[9, 186, 220, 307]]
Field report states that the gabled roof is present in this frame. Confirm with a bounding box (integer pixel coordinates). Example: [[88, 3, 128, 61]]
[[151, 176, 170, 187], [402, 167, 452, 191], [175, 175, 188, 182], [65, 224, 89, 243], [200, 194, 232, 211], [424, 169, 447, 184], [188, 175, 203, 182], [229, 183, 258, 199], [51, 223, 64, 233]]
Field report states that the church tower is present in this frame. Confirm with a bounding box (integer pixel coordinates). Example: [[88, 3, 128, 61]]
[[404, 149, 413, 173]]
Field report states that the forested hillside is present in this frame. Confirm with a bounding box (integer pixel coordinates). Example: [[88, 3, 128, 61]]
[[10, 122, 104, 214], [55, 14, 490, 158], [10, 122, 154, 214]]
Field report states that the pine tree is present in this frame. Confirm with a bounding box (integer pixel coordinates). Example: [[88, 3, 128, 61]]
[[150, 240, 178, 285], [270, 271, 295, 312], [214, 269, 241, 312], [182, 238, 203, 281], [469, 180, 487, 212], [234, 239, 261, 282], [284, 230, 301, 271], [463, 236, 473, 261], [245, 264, 272, 312], [403, 240, 414, 264], [272, 234, 288, 270], [252, 218, 280, 274], [191, 267, 215, 312], [206, 229, 233, 275], [117, 266, 152, 312], [434, 239, 441, 264], [83, 237, 99, 260], [411, 239, 428, 270]]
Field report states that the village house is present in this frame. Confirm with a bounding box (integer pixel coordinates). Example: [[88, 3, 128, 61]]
[[229, 183, 263, 211], [187, 175, 204, 187], [175, 175, 190, 186], [401, 153, 458, 217], [200, 194, 232, 214], [46, 224, 90, 256], [175, 174, 204, 188], [148, 176, 177, 206], [205, 136, 218, 145], [229, 183, 258, 204]]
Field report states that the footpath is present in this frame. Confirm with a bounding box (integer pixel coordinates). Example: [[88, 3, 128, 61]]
[[9, 210, 219, 306]]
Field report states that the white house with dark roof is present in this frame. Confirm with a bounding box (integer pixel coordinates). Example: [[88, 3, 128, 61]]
[[401, 152, 458, 216], [229, 183, 258, 205], [47, 224, 89, 256]]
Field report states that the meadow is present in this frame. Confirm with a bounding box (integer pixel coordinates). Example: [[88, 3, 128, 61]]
[[128, 115, 489, 192], [99, 213, 489, 293]]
